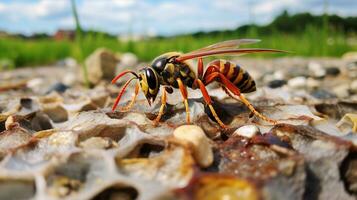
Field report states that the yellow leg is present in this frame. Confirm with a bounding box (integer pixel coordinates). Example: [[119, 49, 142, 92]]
[[120, 81, 140, 112], [208, 104, 227, 128], [177, 78, 190, 124], [195, 79, 227, 129], [223, 87, 277, 125], [153, 88, 167, 125]]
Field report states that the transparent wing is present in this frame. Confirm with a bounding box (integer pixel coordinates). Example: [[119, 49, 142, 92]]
[[188, 39, 260, 54], [175, 48, 287, 62]]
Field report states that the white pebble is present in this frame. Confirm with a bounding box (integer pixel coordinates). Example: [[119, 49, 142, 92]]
[[306, 78, 320, 89], [5, 116, 16, 130], [288, 76, 307, 89], [26, 78, 43, 89], [308, 62, 326, 78], [333, 84, 350, 98], [350, 80, 357, 93], [273, 70, 285, 80], [119, 52, 138, 68], [233, 125, 260, 138], [173, 125, 213, 168]]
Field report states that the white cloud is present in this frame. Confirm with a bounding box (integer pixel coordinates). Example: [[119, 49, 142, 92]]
[[0, 0, 69, 20], [0, 0, 355, 35]]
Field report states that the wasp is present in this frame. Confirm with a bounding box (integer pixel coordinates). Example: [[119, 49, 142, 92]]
[[111, 39, 284, 128]]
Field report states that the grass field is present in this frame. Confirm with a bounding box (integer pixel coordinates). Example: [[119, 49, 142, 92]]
[[0, 26, 356, 68]]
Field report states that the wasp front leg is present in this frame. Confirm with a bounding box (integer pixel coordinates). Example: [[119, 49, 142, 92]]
[[177, 78, 190, 124], [153, 87, 168, 125], [120, 81, 140, 112]]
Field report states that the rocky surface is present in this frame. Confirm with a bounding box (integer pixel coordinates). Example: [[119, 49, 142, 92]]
[[0, 56, 356, 200]]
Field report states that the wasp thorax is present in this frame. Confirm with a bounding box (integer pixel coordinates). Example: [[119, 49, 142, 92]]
[[151, 56, 168, 73], [151, 52, 181, 73], [138, 67, 160, 106]]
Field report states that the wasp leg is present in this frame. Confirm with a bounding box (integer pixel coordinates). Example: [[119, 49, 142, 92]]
[[112, 77, 136, 111], [198, 57, 204, 79], [153, 87, 168, 125], [194, 79, 227, 129], [120, 81, 140, 112], [205, 72, 277, 125], [177, 78, 190, 124]]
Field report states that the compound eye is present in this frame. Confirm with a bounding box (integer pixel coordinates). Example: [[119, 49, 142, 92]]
[[152, 57, 167, 72], [145, 68, 158, 89]]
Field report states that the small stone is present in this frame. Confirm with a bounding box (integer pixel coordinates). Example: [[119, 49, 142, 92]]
[[273, 70, 285, 80], [173, 125, 213, 168], [350, 80, 357, 94], [85, 48, 120, 84], [347, 61, 357, 78], [57, 57, 77, 68], [336, 113, 357, 133], [62, 73, 76, 86], [5, 116, 17, 130], [347, 61, 357, 69], [268, 80, 287, 88], [308, 62, 326, 78], [79, 137, 117, 149], [288, 76, 306, 89], [26, 78, 43, 90], [332, 84, 350, 98], [233, 125, 260, 138], [325, 67, 340, 76], [41, 103, 68, 123], [342, 51, 357, 61], [46, 82, 69, 94], [311, 90, 336, 99], [119, 52, 138, 68], [306, 78, 320, 89]]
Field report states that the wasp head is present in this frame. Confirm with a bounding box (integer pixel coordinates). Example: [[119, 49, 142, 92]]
[[138, 67, 160, 106]]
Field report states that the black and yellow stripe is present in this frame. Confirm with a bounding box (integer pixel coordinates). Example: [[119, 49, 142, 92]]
[[211, 59, 256, 93]]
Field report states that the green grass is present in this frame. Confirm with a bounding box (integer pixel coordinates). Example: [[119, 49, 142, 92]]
[[0, 26, 356, 68]]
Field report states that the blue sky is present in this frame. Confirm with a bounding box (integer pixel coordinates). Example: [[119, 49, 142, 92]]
[[0, 0, 356, 36]]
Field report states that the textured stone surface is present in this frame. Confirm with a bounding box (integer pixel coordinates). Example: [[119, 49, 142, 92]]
[[0, 57, 356, 200]]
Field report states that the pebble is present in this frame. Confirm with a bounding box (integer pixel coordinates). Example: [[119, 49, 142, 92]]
[[5, 116, 17, 130], [350, 80, 357, 94], [119, 52, 138, 68], [173, 125, 213, 168], [62, 73, 76, 86], [85, 48, 120, 84], [79, 137, 117, 149], [332, 84, 350, 98], [306, 78, 320, 89], [325, 67, 340, 76], [347, 61, 357, 69], [268, 80, 287, 88], [308, 62, 326, 78], [27, 78, 43, 90], [342, 51, 357, 61], [46, 82, 69, 94], [288, 76, 306, 89], [57, 57, 77, 68], [41, 103, 68, 123], [336, 113, 357, 132], [347, 61, 357, 78], [273, 70, 285, 80], [233, 125, 260, 138], [311, 90, 336, 99]]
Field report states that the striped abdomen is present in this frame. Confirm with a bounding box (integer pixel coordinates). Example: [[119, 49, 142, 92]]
[[208, 59, 256, 93]]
